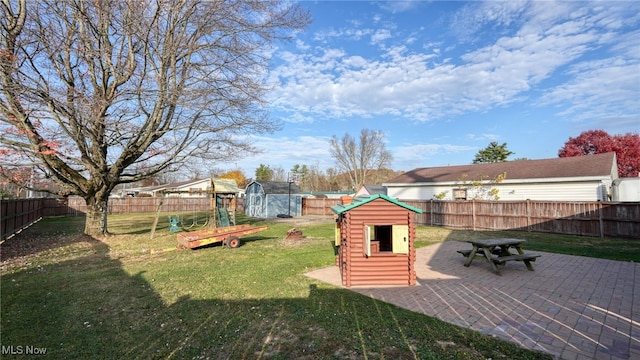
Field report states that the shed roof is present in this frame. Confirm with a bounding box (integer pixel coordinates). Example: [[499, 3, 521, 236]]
[[249, 181, 302, 194], [331, 194, 423, 215], [385, 152, 617, 184]]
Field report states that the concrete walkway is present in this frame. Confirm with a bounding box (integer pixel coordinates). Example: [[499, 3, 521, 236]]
[[305, 241, 639, 360]]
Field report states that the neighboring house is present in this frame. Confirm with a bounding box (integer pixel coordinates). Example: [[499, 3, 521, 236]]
[[384, 152, 619, 202], [113, 183, 167, 197], [354, 184, 387, 197], [303, 191, 353, 199], [113, 179, 210, 197], [115, 178, 242, 199], [245, 181, 302, 218], [162, 177, 242, 199], [163, 178, 211, 197]]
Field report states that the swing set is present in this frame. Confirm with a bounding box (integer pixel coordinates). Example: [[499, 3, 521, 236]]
[[148, 178, 268, 249], [169, 208, 210, 233], [150, 178, 239, 239]]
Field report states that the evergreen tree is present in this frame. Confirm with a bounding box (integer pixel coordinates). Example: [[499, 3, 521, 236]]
[[255, 164, 273, 181], [472, 142, 514, 163]]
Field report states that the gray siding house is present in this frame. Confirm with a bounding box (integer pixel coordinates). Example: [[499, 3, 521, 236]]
[[384, 153, 619, 202], [245, 181, 302, 218]]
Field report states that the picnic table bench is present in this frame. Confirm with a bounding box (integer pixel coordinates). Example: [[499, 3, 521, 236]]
[[458, 238, 540, 275]]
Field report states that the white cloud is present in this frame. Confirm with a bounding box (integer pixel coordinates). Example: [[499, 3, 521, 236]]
[[269, 0, 638, 127], [279, 112, 314, 124], [230, 135, 333, 174], [313, 27, 373, 43], [370, 28, 392, 45], [378, 1, 421, 14], [295, 39, 310, 51], [392, 143, 477, 169], [466, 133, 501, 141], [450, 0, 528, 41], [534, 6, 640, 126], [539, 57, 640, 122]]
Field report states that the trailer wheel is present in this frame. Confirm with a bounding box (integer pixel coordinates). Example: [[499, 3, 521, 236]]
[[226, 236, 241, 249]]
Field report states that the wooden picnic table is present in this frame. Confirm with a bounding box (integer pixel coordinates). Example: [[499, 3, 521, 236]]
[[457, 238, 540, 275]]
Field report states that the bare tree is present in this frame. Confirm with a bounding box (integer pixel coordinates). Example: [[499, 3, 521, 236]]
[[0, 0, 309, 236], [329, 129, 393, 191], [271, 166, 286, 182]]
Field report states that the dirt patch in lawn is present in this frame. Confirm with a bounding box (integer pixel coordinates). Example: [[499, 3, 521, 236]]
[[269, 215, 334, 226]]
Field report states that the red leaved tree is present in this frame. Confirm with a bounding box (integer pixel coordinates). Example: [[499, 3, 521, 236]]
[[558, 130, 640, 177]]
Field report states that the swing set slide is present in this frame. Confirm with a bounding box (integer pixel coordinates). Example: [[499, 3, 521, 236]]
[[176, 224, 269, 249]]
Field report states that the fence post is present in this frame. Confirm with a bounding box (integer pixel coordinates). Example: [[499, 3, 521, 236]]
[[598, 202, 604, 239], [472, 200, 476, 231], [526, 199, 531, 232], [430, 200, 433, 226]]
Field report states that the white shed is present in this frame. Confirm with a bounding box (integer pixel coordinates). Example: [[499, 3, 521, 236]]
[[384, 153, 618, 202]]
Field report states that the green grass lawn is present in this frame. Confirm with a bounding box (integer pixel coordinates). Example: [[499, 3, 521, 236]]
[[413, 225, 640, 262], [3, 212, 636, 359]]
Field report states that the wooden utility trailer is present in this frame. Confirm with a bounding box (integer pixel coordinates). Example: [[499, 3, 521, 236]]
[[176, 224, 268, 249]]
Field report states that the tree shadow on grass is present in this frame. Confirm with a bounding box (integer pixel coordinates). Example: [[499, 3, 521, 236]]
[[0, 216, 86, 265], [1, 225, 549, 359]]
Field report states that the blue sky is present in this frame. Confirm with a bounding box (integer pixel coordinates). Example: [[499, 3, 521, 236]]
[[226, 0, 639, 176]]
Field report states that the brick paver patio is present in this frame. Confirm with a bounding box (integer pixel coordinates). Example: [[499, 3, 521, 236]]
[[306, 241, 639, 360]]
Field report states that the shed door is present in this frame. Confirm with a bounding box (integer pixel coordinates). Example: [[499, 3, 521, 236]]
[[392, 225, 409, 254], [247, 194, 263, 217]]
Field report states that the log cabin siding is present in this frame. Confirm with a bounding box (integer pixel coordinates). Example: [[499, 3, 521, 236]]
[[336, 197, 420, 286]]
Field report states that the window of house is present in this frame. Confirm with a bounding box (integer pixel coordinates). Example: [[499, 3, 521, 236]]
[[364, 224, 409, 256]]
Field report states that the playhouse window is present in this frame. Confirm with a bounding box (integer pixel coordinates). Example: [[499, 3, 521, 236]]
[[364, 225, 409, 256]]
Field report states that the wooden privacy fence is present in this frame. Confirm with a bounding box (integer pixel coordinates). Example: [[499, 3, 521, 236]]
[[3, 197, 639, 240], [302, 198, 639, 239], [65, 196, 247, 214], [302, 197, 339, 216], [401, 200, 640, 239], [1, 198, 68, 241]]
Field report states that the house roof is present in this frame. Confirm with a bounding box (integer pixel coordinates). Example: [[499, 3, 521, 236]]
[[331, 194, 423, 215], [356, 184, 387, 195], [137, 184, 170, 192], [155, 177, 240, 194], [385, 152, 617, 184], [249, 181, 302, 194], [166, 178, 208, 189]]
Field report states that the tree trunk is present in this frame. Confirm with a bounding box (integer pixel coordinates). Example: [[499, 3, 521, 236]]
[[84, 194, 109, 237]]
